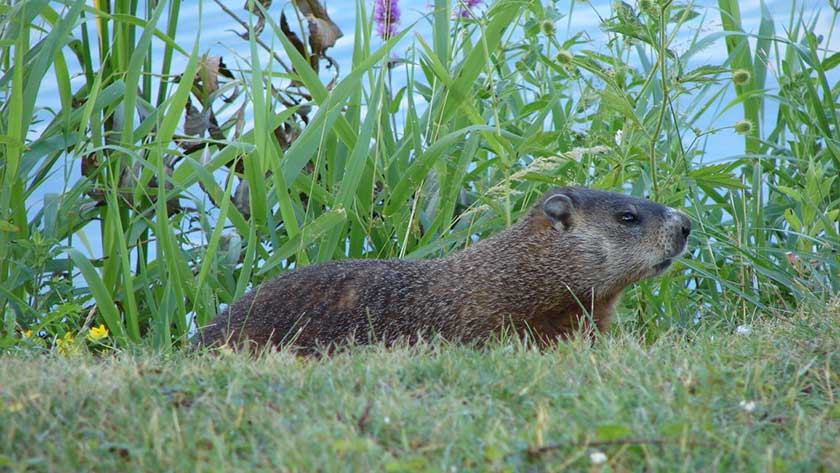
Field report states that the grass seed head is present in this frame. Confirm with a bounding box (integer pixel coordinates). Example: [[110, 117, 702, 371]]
[[735, 120, 753, 135], [732, 69, 751, 86], [556, 49, 574, 65]]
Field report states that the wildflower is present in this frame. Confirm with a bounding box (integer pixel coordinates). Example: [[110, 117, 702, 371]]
[[374, 0, 400, 39], [457, 0, 483, 18], [734, 120, 752, 135], [6, 401, 25, 413], [87, 324, 109, 342], [555, 49, 573, 65], [614, 129, 623, 146], [590, 450, 607, 464], [785, 252, 802, 272], [735, 324, 752, 336], [22, 330, 32, 338], [216, 343, 234, 356], [540, 19, 556, 37], [56, 332, 77, 355], [739, 400, 756, 413], [732, 69, 751, 86]]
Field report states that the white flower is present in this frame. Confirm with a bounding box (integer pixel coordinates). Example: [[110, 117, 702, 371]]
[[739, 400, 756, 413], [383, 416, 390, 424], [614, 129, 623, 146], [736, 325, 752, 336], [590, 450, 607, 464]]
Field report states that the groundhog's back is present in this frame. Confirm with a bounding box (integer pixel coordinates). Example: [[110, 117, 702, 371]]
[[196, 258, 459, 350]]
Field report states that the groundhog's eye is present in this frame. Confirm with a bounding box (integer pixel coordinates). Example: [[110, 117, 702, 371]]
[[619, 211, 638, 224]]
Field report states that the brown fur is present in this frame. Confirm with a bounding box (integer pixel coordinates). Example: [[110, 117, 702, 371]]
[[196, 187, 691, 353]]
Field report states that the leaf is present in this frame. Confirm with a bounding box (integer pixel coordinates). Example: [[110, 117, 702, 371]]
[[293, 0, 343, 55], [242, 0, 272, 36], [307, 15, 342, 55], [775, 185, 802, 203], [233, 178, 250, 220], [680, 65, 728, 84], [822, 52, 840, 72], [195, 55, 231, 96], [670, 5, 700, 23], [280, 11, 307, 73], [752, 0, 774, 92], [183, 99, 211, 136], [688, 163, 742, 189], [784, 209, 802, 232]]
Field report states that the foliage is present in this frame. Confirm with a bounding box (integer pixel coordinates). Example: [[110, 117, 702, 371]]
[[0, 0, 838, 350]]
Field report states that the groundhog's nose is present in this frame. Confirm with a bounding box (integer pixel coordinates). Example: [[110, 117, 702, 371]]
[[679, 214, 691, 238]]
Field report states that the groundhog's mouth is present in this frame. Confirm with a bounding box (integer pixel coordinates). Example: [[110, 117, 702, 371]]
[[653, 258, 673, 273], [653, 239, 688, 275]]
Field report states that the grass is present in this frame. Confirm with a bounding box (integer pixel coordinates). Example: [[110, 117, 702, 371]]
[[1, 300, 838, 471]]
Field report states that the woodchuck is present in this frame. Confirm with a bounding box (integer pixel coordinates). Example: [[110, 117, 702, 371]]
[[196, 187, 691, 353]]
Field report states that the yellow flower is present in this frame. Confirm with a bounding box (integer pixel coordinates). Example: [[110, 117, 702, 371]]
[[87, 324, 109, 342], [6, 401, 25, 413], [56, 332, 78, 355], [22, 330, 32, 338]]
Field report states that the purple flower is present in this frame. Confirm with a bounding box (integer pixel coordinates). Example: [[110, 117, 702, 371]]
[[374, 0, 400, 39], [458, 0, 483, 18]]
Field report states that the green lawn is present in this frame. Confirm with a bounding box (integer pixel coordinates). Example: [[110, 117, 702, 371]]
[[1, 301, 837, 472]]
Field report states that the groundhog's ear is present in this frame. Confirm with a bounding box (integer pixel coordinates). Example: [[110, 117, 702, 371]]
[[543, 194, 575, 230]]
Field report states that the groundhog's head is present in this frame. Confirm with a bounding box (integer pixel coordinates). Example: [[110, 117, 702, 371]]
[[534, 187, 691, 295]]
